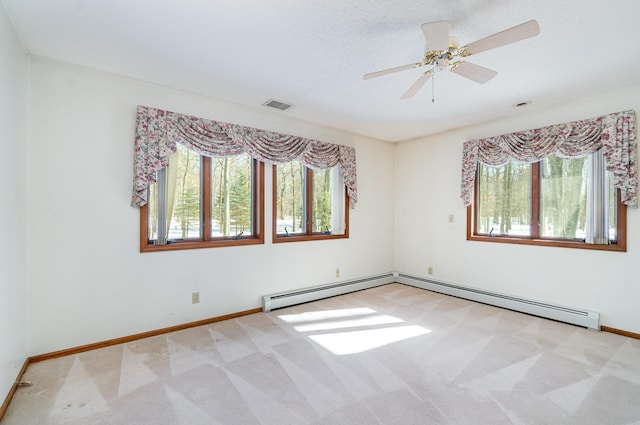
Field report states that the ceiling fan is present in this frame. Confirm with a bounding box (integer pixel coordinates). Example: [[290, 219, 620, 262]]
[[364, 20, 540, 100]]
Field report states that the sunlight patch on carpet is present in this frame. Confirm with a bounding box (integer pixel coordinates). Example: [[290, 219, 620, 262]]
[[278, 308, 376, 324], [309, 326, 431, 355], [279, 307, 431, 355]]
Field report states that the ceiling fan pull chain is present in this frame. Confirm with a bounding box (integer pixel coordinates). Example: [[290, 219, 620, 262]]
[[432, 72, 435, 103]]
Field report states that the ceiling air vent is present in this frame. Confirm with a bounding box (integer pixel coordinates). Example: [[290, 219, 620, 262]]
[[262, 99, 293, 111]]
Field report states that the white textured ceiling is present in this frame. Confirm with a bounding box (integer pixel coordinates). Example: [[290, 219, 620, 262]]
[[3, 0, 640, 142]]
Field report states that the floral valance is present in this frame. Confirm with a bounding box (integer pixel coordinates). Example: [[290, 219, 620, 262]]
[[131, 105, 357, 207], [461, 110, 637, 207]]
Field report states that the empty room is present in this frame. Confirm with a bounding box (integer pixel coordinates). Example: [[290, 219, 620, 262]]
[[1, 0, 639, 424]]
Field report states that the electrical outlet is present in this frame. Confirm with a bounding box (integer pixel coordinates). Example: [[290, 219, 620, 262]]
[[428, 267, 433, 275], [448, 214, 454, 223], [192, 292, 200, 304], [335, 268, 340, 278]]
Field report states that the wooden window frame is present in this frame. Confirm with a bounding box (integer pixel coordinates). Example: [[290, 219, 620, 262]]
[[140, 158, 264, 252], [272, 165, 349, 243], [467, 161, 627, 252]]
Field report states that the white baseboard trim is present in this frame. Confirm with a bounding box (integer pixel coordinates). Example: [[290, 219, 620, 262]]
[[262, 271, 600, 330], [395, 272, 600, 330], [262, 272, 395, 312]]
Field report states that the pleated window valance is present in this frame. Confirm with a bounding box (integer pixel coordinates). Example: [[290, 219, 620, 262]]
[[461, 110, 637, 207], [131, 105, 357, 208]]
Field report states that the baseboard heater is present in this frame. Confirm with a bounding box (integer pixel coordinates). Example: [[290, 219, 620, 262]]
[[395, 273, 600, 331], [262, 272, 395, 312]]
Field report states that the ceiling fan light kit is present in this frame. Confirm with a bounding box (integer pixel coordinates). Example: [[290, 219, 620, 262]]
[[364, 20, 540, 100]]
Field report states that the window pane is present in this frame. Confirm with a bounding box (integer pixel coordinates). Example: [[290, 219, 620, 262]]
[[540, 156, 587, 239], [211, 154, 253, 237], [477, 162, 531, 236], [276, 162, 305, 234], [168, 145, 201, 239], [312, 168, 333, 233]]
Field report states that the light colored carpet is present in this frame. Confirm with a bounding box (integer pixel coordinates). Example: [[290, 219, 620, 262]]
[[3, 283, 640, 425]]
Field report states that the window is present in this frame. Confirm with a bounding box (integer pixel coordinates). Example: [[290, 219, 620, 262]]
[[141, 144, 264, 251], [469, 150, 626, 251], [133, 106, 359, 243], [273, 162, 349, 242]]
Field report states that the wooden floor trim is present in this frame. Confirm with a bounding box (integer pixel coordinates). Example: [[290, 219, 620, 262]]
[[29, 307, 263, 364], [601, 325, 640, 340], [0, 358, 30, 422]]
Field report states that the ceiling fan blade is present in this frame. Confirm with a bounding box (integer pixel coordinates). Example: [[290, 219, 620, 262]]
[[450, 61, 497, 84], [461, 20, 540, 56], [421, 21, 451, 51], [363, 62, 422, 80], [400, 72, 433, 99]]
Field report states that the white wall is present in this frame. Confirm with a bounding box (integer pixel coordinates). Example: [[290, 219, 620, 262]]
[[395, 86, 640, 333], [26, 57, 395, 355], [0, 4, 28, 399]]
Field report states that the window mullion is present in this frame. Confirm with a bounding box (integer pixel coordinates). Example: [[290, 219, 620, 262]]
[[531, 161, 541, 239], [251, 159, 258, 237], [306, 167, 313, 235], [202, 156, 211, 241]]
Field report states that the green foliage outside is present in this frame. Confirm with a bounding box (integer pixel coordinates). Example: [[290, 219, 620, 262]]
[[148, 148, 253, 240], [277, 162, 304, 233], [477, 155, 604, 239], [174, 147, 201, 239], [540, 156, 587, 238], [477, 161, 531, 235], [276, 162, 334, 234], [312, 168, 332, 233], [149, 152, 335, 240], [211, 154, 252, 237]]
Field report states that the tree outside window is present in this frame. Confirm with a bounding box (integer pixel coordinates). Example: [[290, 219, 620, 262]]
[[142, 146, 264, 252], [471, 151, 625, 251], [273, 162, 348, 242]]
